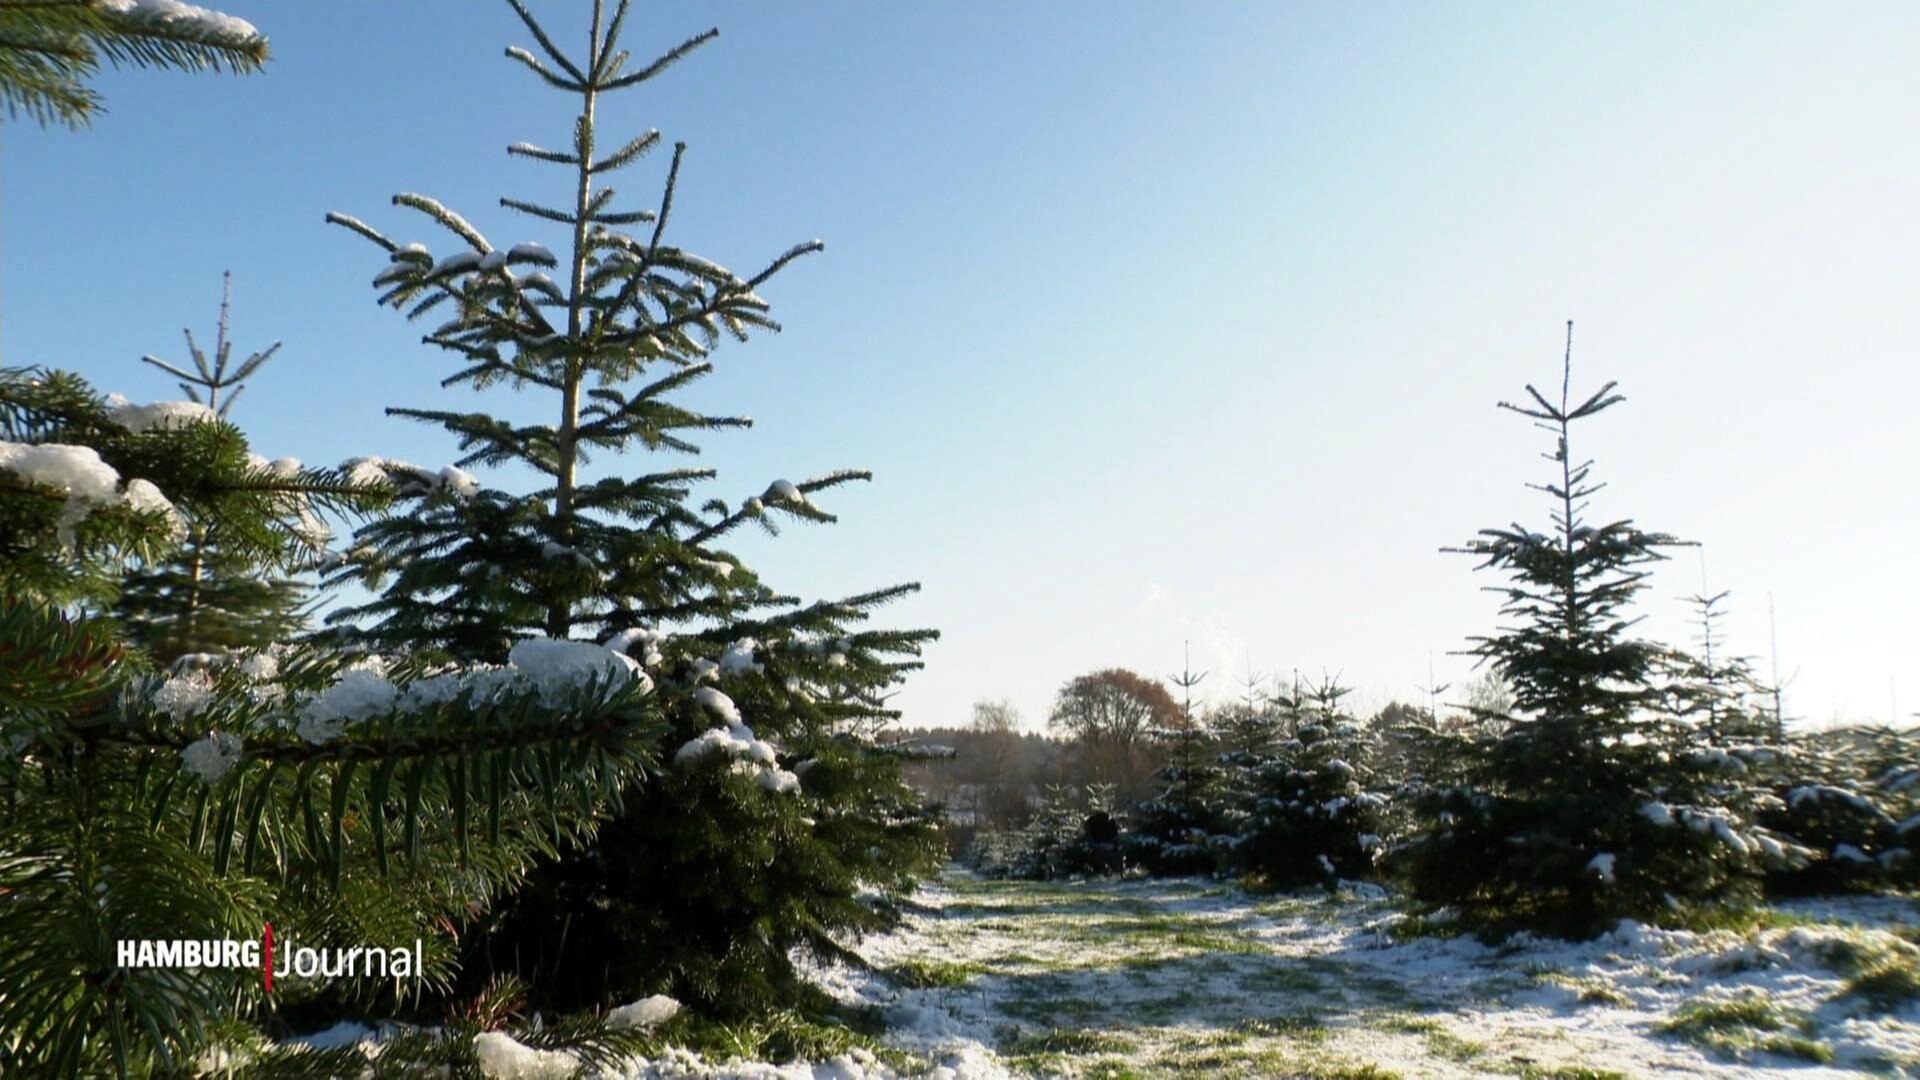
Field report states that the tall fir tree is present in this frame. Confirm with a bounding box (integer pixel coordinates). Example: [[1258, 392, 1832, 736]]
[[1397, 325, 1805, 937], [115, 275, 311, 662], [324, 0, 939, 1016]]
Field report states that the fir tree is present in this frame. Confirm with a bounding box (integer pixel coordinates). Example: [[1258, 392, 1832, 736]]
[[1232, 674, 1388, 889], [1397, 324, 1805, 937], [1658, 585, 1774, 743], [115, 275, 310, 662], [1002, 782, 1120, 880], [1126, 648, 1225, 875], [1762, 726, 1915, 895], [0, 368, 669, 1074], [324, 0, 938, 1017]]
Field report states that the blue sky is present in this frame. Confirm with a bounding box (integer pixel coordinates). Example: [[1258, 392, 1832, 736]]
[[5, 2, 1918, 731]]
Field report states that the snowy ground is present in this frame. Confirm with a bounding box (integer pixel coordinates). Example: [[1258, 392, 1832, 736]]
[[790, 869, 1920, 1079], [459, 868, 1920, 1078]]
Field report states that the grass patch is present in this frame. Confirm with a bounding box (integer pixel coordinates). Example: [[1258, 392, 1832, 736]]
[[1387, 913, 1468, 941], [1577, 985, 1630, 1007], [999, 1029, 1138, 1057], [1510, 1067, 1630, 1080], [886, 958, 979, 989], [1425, 1028, 1486, 1061], [1232, 1011, 1330, 1041], [1296, 1064, 1402, 1080], [1529, 970, 1631, 1007], [1839, 955, 1920, 1013], [1657, 996, 1832, 1064], [655, 1007, 903, 1066]]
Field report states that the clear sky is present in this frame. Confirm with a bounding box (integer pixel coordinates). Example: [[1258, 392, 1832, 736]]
[[4, 2, 1917, 731]]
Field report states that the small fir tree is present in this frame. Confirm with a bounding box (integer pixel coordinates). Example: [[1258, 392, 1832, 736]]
[[1658, 586, 1774, 743], [1126, 648, 1226, 875], [1206, 663, 1281, 855], [1232, 674, 1388, 889], [114, 275, 311, 661], [324, 0, 938, 1017]]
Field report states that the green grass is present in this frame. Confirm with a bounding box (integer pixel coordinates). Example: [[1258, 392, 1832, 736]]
[[999, 1029, 1139, 1057], [1425, 1028, 1487, 1061], [1387, 913, 1469, 941], [1509, 1067, 1630, 1080], [1231, 1012, 1330, 1041], [1657, 996, 1833, 1064], [1839, 955, 1920, 1013], [1296, 1064, 1402, 1080], [1528, 970, 1631, 1007], [886, 957, 980, 989], [653, 1007, 913, 1068]]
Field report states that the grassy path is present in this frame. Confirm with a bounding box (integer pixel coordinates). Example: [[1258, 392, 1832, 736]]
[[842, 869, 1920, 1078]]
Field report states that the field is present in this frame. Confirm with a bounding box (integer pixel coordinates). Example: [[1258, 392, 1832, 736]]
[[768, 869, 1920, 1079]]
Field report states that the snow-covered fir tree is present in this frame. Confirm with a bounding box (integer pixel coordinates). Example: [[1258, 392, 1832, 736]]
[[324, 0, 939, 1017], [1203, 667, 1283, 863], [1761, 726, 1919, 895], [114, 276, 310, 662], [1231, 674, 1389, 888], [1396, 325, 1809, 937], [996, 782, 1121, 880]]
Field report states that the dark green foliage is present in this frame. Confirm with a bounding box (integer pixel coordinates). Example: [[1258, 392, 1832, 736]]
[[1762, 728, 1920, 895], [1126, 655, 1228, 876], [0, 366, 679, 1074], [1232, 676, 1389, 889], [976, 783, 1122, 880], [0, 366, 366, 611], [324, 0, 938, 1017], [464, 729, 939, 1017]]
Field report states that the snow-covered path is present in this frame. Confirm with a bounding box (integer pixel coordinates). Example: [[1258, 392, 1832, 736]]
[[806, 870, 1920, 1078]]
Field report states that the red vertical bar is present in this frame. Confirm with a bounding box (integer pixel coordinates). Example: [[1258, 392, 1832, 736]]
[[262, 923, 273, 993]]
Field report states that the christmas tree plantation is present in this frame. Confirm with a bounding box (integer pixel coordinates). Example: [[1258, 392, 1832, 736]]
[[324, 0, 940, 1017]]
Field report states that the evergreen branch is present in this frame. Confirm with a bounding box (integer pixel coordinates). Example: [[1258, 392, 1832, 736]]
[[499, 196, 577, 224], [648, 142, 685, 251], [590, 0, 641, 85], [747, 240, 826, 289], [323, 211, 396, 253], [501, 0, 586, 85], [600, 27, 717, 90], [137, 353, 198, 382], [502, 43, 581, 92], [393, 193, 491, 253], [506, 140, 577, 166], [592, 128, 660, 175]]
